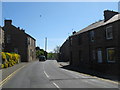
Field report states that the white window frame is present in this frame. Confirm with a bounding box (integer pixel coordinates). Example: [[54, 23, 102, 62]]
[[106, 26, 113, 40], [107, 48, 115, 63]]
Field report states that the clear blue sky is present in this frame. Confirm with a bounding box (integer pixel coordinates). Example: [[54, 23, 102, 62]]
[[2, 2, 118, 52]]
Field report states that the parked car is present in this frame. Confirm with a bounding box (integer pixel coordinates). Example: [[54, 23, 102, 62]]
[[39, 55, 46, 61]]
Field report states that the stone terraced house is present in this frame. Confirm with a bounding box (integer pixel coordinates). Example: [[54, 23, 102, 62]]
[[2, 20, 36, 62], [60, 10, 120, 74]]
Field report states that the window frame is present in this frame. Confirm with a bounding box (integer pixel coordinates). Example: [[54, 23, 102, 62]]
[[97, 48, 103, 63], [106, 26, 113, 40], [107, 48, 115, 63]]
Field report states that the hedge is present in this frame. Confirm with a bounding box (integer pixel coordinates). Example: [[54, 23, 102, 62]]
[[0, 52, 20, 69]]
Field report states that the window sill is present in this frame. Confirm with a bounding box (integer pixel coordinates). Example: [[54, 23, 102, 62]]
[[107, 61, 115, 63]]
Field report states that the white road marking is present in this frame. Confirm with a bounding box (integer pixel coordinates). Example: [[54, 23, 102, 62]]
[[43, 62, 61, 89], [44, 71, 49, 78], [0, 65, 26, 87], [43, 62, 50, 79], [53, 82, 60, 88]]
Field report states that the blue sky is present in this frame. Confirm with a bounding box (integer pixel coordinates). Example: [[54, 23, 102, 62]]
[[2, 2, 118, 52]]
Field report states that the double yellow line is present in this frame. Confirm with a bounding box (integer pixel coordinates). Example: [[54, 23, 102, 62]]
[[0, 65, 26, 87]]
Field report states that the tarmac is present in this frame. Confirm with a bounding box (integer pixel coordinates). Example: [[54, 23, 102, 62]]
[[0, 60, 119, 84], [1, 62, 31, 81]]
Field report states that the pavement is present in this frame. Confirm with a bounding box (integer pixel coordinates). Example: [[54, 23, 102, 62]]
[[1, 60, 119, 88], [58, 62, 69, 67], [58, 61, 119, 82]]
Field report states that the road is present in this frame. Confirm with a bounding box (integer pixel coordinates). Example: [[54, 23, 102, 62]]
[[2, 60, 119, 88]]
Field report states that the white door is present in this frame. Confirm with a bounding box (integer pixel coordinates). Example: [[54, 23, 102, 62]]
[[97, 48, 102, 63]]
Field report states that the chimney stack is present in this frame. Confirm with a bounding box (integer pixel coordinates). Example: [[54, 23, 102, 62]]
[[4, 20, 12, 26], [104, 10, 119, 22]]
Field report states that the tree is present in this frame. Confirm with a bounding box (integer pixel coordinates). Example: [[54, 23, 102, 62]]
[[35, 46, 40, 51], [53, 45, 60, 60], [53, 46, 60, 54], [36, 47, 45, 58], [47, 52, 55, 60]]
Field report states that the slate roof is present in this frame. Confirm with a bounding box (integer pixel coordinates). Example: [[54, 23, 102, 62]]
[[72, 14, 120, 36]]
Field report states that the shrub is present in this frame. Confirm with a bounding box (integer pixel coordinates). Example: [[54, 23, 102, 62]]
[[1, 52, 7, 62], [1, 52, 20, 69], [4, 63, 8, 68], [1, 64, 4, 68]]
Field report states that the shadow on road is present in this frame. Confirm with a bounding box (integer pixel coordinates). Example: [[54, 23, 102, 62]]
[[60, 65, 119, 82]]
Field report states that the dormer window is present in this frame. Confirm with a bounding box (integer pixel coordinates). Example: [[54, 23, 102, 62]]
[[106, 26, 113, 40]]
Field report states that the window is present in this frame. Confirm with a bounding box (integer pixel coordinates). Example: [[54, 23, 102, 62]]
[[89, 31, 95, 42], [6, 35, 11, 43], [34, 41, 35, 47], [107, 48, 115, 62], [106, 26, 113, 39], [27, 37, 30, 45]]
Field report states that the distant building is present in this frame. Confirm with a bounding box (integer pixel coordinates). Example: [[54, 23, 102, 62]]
[[0, 26, 4, 51], [0, 27, 4, 64], [59, 38, 70, 62], [3, 20, 36, 62], [60, 10, 120, 74]]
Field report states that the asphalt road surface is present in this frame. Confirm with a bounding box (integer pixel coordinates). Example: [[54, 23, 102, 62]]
[[2, 60, 119, 88]]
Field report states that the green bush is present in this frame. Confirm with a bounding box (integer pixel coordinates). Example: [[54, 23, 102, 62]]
[[1, 52, 20, 69]]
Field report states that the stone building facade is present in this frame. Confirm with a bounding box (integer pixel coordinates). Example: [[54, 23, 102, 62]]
[[60, 10, 120, 74], [0, 27, 4, 64], [0, 26, 4, 51], [2, 20, 36, 62], [59, 38, 70, 62]]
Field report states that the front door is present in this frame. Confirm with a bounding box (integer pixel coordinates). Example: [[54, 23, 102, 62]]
[[97, 48, 102, 63]]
